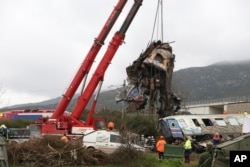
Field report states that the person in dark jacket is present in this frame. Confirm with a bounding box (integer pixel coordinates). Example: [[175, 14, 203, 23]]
[[212, 133, 221, 145]]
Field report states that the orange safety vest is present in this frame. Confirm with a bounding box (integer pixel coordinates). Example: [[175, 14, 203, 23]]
[[156, 139, 166, 152]]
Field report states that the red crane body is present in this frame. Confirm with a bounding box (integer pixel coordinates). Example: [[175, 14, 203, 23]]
[[33, 0, 143, 136], [51, 0, 127, 119], [71, 0, 143, 121]]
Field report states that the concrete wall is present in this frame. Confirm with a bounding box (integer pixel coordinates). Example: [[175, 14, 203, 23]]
[[187, 106, 210, 114], [227, 103, 250, 114], [208, 106, 222, 114], [185, 102, 250, 115]]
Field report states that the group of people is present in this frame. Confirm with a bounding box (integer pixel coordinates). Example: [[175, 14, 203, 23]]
[[155, 135, 192, 163], [155, 132, 223, 166]]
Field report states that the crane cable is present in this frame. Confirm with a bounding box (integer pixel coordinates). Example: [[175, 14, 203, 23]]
[[150, 0, 164, 42], [149, 0, 165, 116]]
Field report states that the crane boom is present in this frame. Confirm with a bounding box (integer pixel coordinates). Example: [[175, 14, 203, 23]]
[[70, 0, 143, 119], [51, 0, 127, 119], [31, 0, 143, 136]]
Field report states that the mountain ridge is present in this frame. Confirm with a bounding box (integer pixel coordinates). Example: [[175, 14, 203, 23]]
[[2, 60, 250, 111]]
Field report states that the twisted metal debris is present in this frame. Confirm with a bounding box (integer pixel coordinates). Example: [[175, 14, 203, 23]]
[[125, 40, 180, 117]]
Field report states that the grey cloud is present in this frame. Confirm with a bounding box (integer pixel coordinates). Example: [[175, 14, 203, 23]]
[[0, 0, 250, 107]]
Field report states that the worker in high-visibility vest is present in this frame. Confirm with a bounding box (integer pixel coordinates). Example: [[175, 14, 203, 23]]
[[156, 136, 166, 160], [184, 136, 192, 163], [107, 121, 114, 130]]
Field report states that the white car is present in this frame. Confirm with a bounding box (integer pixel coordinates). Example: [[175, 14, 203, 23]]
[[83, 129, 145, 154]]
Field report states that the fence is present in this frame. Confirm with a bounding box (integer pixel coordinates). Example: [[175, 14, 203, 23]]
[[0, 136, 9, 167], [184, 96, 250, 106]]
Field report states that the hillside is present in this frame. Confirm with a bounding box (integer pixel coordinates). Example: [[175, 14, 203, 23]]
[[1, 89, 122, 111], [2, 60, 250, 111], [172, 60, 250, 102]]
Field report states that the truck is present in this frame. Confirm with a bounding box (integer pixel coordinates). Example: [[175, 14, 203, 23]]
[[29, 0, 143, 137], [0, 127, 30, 144], [82, 129, 145, 154], [0, 109, 70, 121]]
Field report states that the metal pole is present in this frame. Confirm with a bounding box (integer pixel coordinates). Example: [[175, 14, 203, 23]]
[[122, 101, 124, 120], [121, 79, 126, 120]]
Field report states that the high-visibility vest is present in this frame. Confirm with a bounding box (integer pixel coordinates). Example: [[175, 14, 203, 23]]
[[156, 139, 166, 152], [184, 139, 192, 149]]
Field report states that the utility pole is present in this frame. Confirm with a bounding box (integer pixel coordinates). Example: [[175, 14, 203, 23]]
[[108, 79, 127, 120], [121, 79, 126, 120]]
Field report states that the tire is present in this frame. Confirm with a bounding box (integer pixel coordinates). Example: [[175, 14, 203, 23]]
[[87, 147, 95, 151]]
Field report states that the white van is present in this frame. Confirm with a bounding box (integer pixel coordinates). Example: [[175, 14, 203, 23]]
[[83, 129, 145, 154]]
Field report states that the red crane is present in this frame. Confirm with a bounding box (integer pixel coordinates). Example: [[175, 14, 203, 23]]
[[32, 0, 143, 136], [51, 0, 128, 119]]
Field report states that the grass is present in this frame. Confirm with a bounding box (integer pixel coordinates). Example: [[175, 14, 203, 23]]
[[9, 153, 197, 167], [106, 153, 186, 167]]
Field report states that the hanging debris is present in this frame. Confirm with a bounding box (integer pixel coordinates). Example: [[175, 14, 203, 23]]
[[125, 40, 181, 117]]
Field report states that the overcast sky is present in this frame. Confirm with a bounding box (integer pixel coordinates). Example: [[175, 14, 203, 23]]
[[1, 0, 250, 108]]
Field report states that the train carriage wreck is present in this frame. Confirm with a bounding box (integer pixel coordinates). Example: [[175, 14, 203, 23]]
[[125, 40, 181, 117], [158, 114, 250, 151]]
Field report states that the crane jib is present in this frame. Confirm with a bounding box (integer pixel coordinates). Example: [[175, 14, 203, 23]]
[[70, 0, 144, 120], [51, 0, 128, 119]]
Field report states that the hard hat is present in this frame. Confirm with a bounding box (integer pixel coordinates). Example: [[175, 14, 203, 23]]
[[0, 124, 7, 128]]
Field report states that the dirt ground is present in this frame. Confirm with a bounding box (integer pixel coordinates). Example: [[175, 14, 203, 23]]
[[183, 152, 199, 167]]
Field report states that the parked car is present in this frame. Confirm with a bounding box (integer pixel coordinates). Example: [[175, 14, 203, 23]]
[[83, 129, 145, 154]]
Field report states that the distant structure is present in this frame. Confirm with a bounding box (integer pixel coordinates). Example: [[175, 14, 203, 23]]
[[0, 109, 70, 120], [181, 96, 250, 114]]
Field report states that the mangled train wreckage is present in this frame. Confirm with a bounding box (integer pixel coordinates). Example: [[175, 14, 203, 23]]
[[122, 41, 249, 151], [124, 40, 181, 117], [158, 113, 250, 152]]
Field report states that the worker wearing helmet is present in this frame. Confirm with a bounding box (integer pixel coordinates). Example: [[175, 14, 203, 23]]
[[107, 121, 114, 130], [0, 124, 7, 129], [61, 134, 68, 143], [156, 135, 166, 160], [0, 124, 7, 137]]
